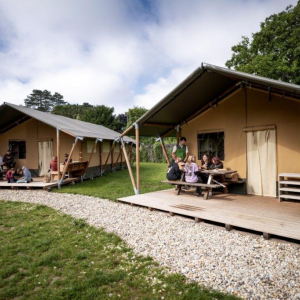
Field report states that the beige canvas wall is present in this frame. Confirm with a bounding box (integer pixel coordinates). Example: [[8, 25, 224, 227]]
[[0, 119, 127, 170], [181, 88, 300, 178]]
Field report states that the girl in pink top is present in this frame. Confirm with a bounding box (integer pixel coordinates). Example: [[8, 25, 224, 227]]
[[185, 155, 202, 196]]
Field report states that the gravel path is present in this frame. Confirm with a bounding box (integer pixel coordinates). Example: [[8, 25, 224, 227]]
[[1, 190, 300, 300]]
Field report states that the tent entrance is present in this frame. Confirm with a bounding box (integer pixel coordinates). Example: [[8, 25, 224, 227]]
[[246, 129, 276, 197], [38, 140, 53, 176]]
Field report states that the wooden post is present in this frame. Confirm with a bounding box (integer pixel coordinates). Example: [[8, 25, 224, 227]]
[[79, 140, 83, 162], [114, 147, 122, 169], [99, 142, 102, 175], [56, 128, 60, 183], [87, 139, 98, 168], [176, 125, 180, 144], [159, 137, 170, 165], [120, 138, 137, 193], [120, 147, 123, 169], [111, 141, 114, 171], [59, 137, 79, 183], [135, 124, 140, 193], [103, 141, 115, 172]]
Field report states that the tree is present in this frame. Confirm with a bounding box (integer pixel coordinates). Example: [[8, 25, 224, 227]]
[[125, 106, 148, 129], [226, 2, 300, 84], [52, 103, 92, 119], [24, 90, 67, 112]]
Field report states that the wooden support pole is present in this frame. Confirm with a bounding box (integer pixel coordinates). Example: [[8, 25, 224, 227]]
[[99, 142, 102, 175], [176, 125, 180, 144], [56, 128, 60, 182], [111, 141, 114, 171], [60, 137, 79, 183], [159, 137, 170, 165], [114, 148, 122, 169], [87, 139, 98, 168], [103, 141, 115, 171], [120, 138, 137, 193], [120, 125, 134, 137], [79, 140, 83, 162], [135, 124, 140, 193]]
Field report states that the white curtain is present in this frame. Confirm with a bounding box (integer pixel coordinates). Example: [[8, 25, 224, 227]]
[[247, 130, 276, 197], [38, 141, 53, 176]]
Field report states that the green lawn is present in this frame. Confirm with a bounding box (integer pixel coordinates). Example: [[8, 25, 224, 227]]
[[55, 163, 169, 200], [0, 201, 240, 300]]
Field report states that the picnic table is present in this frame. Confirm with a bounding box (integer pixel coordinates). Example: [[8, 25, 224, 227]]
[[162, 169, 238, 199]]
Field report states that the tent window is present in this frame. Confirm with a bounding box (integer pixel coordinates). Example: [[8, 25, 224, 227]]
[[9, 140, 26, 159], [197, 132, 224, 160]]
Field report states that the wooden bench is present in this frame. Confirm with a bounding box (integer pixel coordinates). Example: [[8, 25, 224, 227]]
[[51, 161, 89, 182], [161, 180, 222, 199]]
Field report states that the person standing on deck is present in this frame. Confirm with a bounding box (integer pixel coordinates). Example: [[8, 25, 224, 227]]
[[171, 137, 189, 163]]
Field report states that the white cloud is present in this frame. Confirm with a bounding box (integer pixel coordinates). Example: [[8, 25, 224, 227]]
[[0, 0, 298, 114]]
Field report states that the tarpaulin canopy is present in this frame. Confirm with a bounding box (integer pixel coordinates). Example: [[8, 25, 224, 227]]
[[0, 102, 135, 143], [125, 63, 300, 137]]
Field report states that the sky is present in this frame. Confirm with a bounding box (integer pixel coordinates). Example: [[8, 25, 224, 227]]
[[0, 0, 298, 114]]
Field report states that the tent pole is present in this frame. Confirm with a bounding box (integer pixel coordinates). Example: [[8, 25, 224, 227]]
[[111, 141, 114, 172], [120, 138, 137, 194], [59, 137, 80, 184], [114, 146, 122, 169], [158, 137, 170, 165], [87, 139, 98, 168], [176, 125, 180, 144], [56, 128, 61, 187], [99, 141, 103, 175], [135, 123, 140, 194], [79, 140, 83, 162], [103, 141, 115, 172]]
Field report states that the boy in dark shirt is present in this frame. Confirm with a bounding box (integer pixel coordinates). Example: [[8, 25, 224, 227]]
[[3, 150, 16, 169], [166, 157, 182, 181]]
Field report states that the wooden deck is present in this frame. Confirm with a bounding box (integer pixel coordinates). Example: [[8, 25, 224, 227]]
[[118, 189, 300, 240], [0, 177, 81, 191]]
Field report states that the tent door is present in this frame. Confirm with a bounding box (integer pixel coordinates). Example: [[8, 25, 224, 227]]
[[246, 130, 276, 197], [38, 141, 53, 176]]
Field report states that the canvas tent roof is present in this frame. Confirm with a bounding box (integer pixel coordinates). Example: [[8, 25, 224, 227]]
[[0, 102, 135, 143], [125, 63, 300, 137]]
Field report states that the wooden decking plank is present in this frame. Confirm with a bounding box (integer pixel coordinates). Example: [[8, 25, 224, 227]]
[[118, 191, 300, 240]]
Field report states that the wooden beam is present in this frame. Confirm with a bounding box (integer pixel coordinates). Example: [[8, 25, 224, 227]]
[[60, 138, 79, 182], [114, 148, 122, 169], [56, 128, 60, 182], [103, 141, 115, 171], [136, 125, 140, 193], [160, 138, 170, 165], [120, 125, 134, 137], [120, 138, 137, 193], [111, 141, 114, 171], [99, 142, 102, 174], [79, 140, 83, 162], [87, 139, 98, 168], [176, 126, 180, 144], [0, 115, 30, 134]]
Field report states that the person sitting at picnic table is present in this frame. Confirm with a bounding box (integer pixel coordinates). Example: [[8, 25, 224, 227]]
[[3, 150, 16, 169], [171, 137, 189, 163], [201, 153, 212, 170], [17, 166, 32, 183], [6, 168, 16, 183], [166, 157, 182, 181], [185, 155, 202, 197], [208, 156, 223, 170], [63, 153, 72, 165], [49, 156, 58, 171]]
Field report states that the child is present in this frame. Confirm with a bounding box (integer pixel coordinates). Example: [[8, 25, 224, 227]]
[[185, 155, 202, 197], [166, 157, 182, 181], [6, 168, 16, 183], [17, 166, 32, 183]]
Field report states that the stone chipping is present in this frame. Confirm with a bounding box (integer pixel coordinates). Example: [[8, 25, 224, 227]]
[[1, 190, 300, 300]]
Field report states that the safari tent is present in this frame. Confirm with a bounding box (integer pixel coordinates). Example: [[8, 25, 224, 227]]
[[0, 103, 135, 186], [122, 63, 300, 198], [118, 63, 300, 240]]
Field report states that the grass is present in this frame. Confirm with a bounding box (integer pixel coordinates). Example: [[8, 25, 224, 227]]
[[54, 163, 169, 200], [0, 201, 240, 300]]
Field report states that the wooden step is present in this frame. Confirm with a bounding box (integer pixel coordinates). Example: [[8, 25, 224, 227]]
[[279, 180, 300, 186], [279, 194, 300, 200], [279, 187, 300, 192]]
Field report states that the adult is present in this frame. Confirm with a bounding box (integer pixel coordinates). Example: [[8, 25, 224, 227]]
[[17, 166, 32, 183], [185, 155, 202, 196], [49, 156, 58, 171], [166, 157, 182, 181], [201, 153, 212, 170], [172, 137, 189, 163], [209, 156, 223, 170], [3, 150, 16, 169], [63, 153, 72, 165]]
